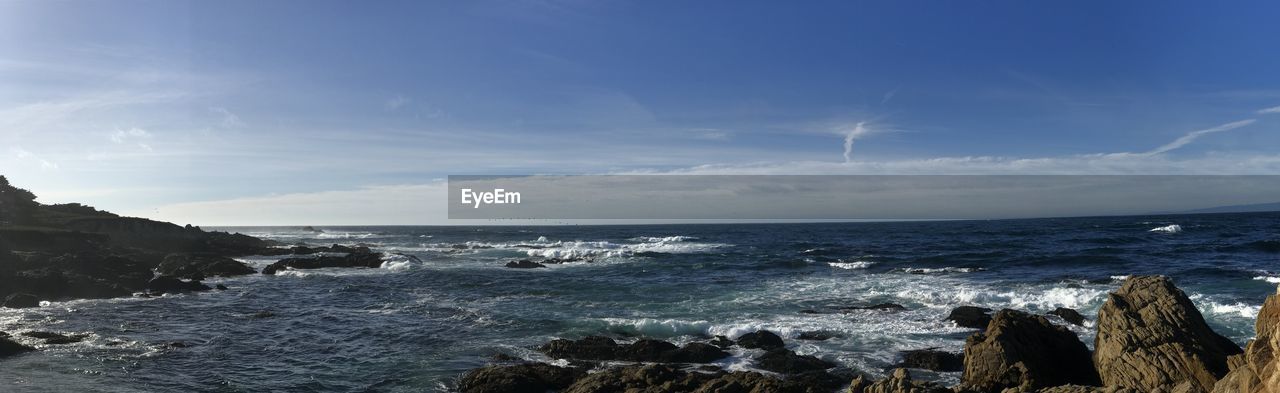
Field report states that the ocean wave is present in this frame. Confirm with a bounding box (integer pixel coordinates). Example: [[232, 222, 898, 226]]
[[316, 232, 383, 239], [629, 236, 698, 242], [1149, 224, 1182, 233], [1254, 276, 1280, 284], [898, 267, 983, 274], [829, 261, 875, 270], [523, 240, 727, 259]]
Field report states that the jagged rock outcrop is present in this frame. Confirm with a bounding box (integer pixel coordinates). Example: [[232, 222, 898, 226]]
[[561, 363, 842, 393], [1094, 276, 1243, 392], [1049, 307, 1086, 326], [1211, 286, 1280, 393], [1032, 386, 1139, 393], [899, 349, 963, 372], [156, 253, 256, 279], [848, 368, 950, 393], [960, 309, 1100, 392], [0, 334, 34, 358], [458, 362, 584, 393], [754, 348, 836, 374]]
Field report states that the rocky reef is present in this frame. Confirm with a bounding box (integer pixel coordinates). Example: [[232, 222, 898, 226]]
[[459, 275, 1280, 393]]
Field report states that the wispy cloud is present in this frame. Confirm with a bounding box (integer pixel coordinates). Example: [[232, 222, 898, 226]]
[[9, 147, 59, 170], [842, 122, 873, 163], [385, 95, 411, 111], [1258, 105, 1280, 114], [209, 106, 244, 127], [109, 127, 151, 143], [1143, 119, 1256, 155]]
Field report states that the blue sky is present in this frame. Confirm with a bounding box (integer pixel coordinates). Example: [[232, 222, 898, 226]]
[[2, 1, 1280, 224]]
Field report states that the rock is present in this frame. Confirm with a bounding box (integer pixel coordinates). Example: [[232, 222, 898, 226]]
[[2, 293, 39, 308], [261, 251, 385, 274], [215, 284, 228, 290], [947, 306, 993, 329], [504, 259, 546, 269], [848, 368, 950, 393], [490, 353, 519, 362], [799, 309, 823, 314], [797, 331, 836, 341], [1094, 276, 1243, 392], [146, 275, 212, 294], [1034, 386, 1140, 393], [1049, 307, 1087, 326], [753, 348, 836, 374], [1211, 285, 1280, 393], [539, 336, 728, 363], [251, 311, 275, 319], [459, 362, 584, 393], [708, 335, 734, 349], [155, 253, 255, 280], [562, 364, 711, 393], [737, 330, 786, 350], [841, 303, 907, 312], [0, 335, 34, 358], [167, 341, 189, 348], [20, 331, 86, 345], [960, 309, 1100, 392], [899, 349, 963, 372]]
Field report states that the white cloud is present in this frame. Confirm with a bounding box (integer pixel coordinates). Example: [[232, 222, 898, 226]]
[[385, 95, 411, 111], [1144, 119, 1255, 155], [1259, 105, 1280, 114], [208, 106, 244, 127], [109, 127, 151, 143], [842, 122, 873, 163]]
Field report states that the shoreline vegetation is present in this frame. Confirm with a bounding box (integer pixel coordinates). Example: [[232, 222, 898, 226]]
[[1, 176, 1278, 392]]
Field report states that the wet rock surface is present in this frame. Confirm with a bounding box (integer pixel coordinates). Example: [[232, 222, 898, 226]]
[[960, 309, 1100, 392], [947, 306, 994, 329]]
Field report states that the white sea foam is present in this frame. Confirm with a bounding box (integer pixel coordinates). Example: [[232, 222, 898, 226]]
[[899, 267, 982, 274], [1149, 224, 1182, 233], [1253, 276, 1280, 284], [523, 239, 726, 259], [1110, 275, 1131, 281], [629, 236, 698, 242], [1207, 302, 1262, 318], [829, 261, 875, 269], [316, 232, 382, 239]]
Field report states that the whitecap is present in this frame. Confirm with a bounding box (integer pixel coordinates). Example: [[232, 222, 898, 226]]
[[1149, 224, 1182, 233], [829, 261, 875, 270], [1253, 276, 1280, 284]]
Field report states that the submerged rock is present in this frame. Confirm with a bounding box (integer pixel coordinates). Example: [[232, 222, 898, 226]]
[[0, 335, 34, 358], [848, 368, 950, 393], [1211, 285, 1280, 393], [797, 331, 836, 341], [841, 303, 907, 312], [146, 275, 212, 294], [21, 331, 85, 345], [1094, 276, 1243, 392], [960, 309, 1100, 392], [898, 349, 963, 372], [947, 306, 994, 329], [504, 259, 546, 269], [458, 362, 584, 393], [708, 335, 734, 349], [1048, 307, 1087, 326], [261, 251, 384, 274], [2, 293, 39, 308], [737, 330, 786, 350]]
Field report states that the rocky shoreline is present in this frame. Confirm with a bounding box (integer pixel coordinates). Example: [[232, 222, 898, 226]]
[[459, 276, 1280, 393]]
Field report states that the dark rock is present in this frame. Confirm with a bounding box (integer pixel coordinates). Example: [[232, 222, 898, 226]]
[[708, 335, 734, 349], [840, 303, 907, 312], [947, 305, 993, 329], [796, 331, 836, 341], [20, 331, 85, 345], [799, 309, 823, 314], [146, 275, 212, 294], [849, 368, 950, 393], [753, 348, 836, 374], [737, 330, 786, 350], [960, 309, 1100, 392], [1049, 307, 1087, 326], [542, 257, 582, 264], [0, 336, 34, 358], [504, 259, 546, 269], [167, 341, 189, 348], [539, 336, 728, 363], [490, 353, 519, 362], [899, 349, 963, 372], [2, 293, 39, 308], [155, 253, 255, 279], [251, 311, 275, 319], [261, 251, 385, 274], [459, 363, 583, 393], [562, 364, 710, 393], [215, 284, 228, 290], [1095, 275, 1243, 392], [540, 336, 619, 360]]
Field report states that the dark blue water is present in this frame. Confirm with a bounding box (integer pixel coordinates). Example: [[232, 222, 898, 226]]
[[2, 213, 1278, 392]]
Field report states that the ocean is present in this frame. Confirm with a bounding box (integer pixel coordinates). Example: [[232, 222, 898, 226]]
[[2, 213, 1278, 392]]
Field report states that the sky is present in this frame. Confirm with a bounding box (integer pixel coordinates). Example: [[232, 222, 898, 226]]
[[2, 0, 1280, 225]]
